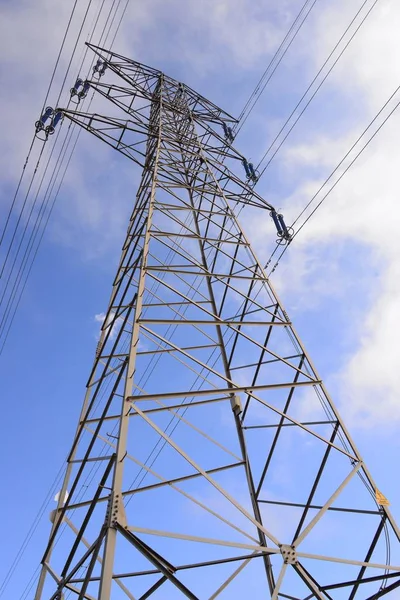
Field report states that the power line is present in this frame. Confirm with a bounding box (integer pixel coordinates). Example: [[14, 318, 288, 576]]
[[5, 1, 330, 568], [237, 0, 314, 123], [0, 144, 46, 279], [40, 0, 80, 114], [75, 0, 109, 78], [235, 0, 319, 135], [1, 0, 345, 593], [234, 0, 383, 275], [110, 0, 131, 47], [0, 463, 65, 597], [1, 2, 135, 591], [266, 85, 400, 274], [0, 123, 75, 347], [103, 0, 122, 47], [54, 0, 96, 108], [0, 138, 35, 249], [256, 0, 381, 177], [0, 0, 123, 353], [0, 0, 87, 259]]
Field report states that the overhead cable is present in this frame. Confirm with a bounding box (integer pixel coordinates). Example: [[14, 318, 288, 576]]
[[266, 84, 400, 274], [256, 0, 381, 177], [235, 0, 319, 135]]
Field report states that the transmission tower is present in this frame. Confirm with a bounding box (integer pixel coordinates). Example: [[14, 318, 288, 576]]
[[34, 45, 400, 599]]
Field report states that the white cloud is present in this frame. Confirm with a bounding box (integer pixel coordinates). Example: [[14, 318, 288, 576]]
[[3, 0, 399, 427], [0, 0, 311, 264], [94, 310, 122, 340], [266, 0, 400, 427]]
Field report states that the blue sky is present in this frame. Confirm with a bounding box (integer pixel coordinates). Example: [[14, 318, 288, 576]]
[[1, 0, 400, 597]]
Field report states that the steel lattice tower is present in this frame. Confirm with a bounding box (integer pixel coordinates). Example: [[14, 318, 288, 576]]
[[34, 45, 400, 600]]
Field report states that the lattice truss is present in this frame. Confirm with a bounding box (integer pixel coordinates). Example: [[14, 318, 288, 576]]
[[35, 45, 400, 600]]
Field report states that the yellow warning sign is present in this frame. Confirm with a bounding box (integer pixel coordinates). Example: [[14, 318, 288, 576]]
[[376, 489, 390, 506]]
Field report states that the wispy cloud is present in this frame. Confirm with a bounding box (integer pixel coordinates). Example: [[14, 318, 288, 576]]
[[94, 310, 122, 340], [3, 0, 398, 428], [263, 1, 400, 427]]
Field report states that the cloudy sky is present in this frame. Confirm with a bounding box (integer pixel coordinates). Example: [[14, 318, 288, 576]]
[[1, 0, 400, 597]]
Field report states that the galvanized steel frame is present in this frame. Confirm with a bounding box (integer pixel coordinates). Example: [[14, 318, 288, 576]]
[[34, 45, 400, 599]]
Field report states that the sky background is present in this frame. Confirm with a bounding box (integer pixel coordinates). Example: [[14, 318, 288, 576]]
[[1, 0, 400, 597]]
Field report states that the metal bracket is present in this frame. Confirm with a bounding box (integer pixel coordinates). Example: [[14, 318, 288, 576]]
[[280, 544, 297, 565], [107, 492, 127, 528], [230, 394, 242, 416]]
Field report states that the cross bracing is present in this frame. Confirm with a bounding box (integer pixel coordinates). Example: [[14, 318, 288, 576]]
[[34, 45, 400, 600]]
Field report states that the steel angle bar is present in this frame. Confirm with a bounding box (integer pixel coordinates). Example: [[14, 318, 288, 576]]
[[137, 273, 212, 311], [138, 324, 235, 387], [88, 362, 125, 388], [363, 578, 400, 599], [126, 462, 258, 544], [348, 515, 386, 600], [43, 562, 60, 584], [143, 270, 230, 322], [291, 424, 340, 542], [77, 526, 107, 600], [154, 202, 243, 244], [245, 420, 336, 429], [258, 499, 381, 516], [64, 584, 97, 600], [144, 399, 242, 460], [121, 462, 244, 497], [137, 327, 216, 380], [69, 455, 115, 464], [137, 343, 218, 356], [42, 367, 125, 561], [254, 355, 305, 496], [64, 517, 136, 600], [129, 395, 230, 414], [129, 400, 281, 547], [116, 525, 200, 600], [141, 300, 212, 307], [293, 462, 362, 547], [271, 563, 288, 600], [137, 331, 220, 388], [225, 327, 315, 382], [324, 567, 399, 590], [293, 563, 330, 600], [69, 552, 265, 583], [139, 318, 288, 326], [126, 526, 274, 553], [98, 352, 130, 360], [60, 456, 116, 579], [295, 551, 400, 571], [150, 211, 202, 238], [208, 553, 256, 600], [149, 230, 244, 245], [47, 533, 105, 600], [149, 227, 249, 275], [141, 270, 282, 336], [84, 290, 137, 391], [247, 390, 358, 461], [128, 380, 319, 403], [154, 202, 226, 215], [138, 576, 168, 599]]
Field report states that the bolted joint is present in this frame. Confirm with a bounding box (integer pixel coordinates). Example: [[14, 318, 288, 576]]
[[280, 544, 297, 565], [230, 394, 242, 416], [105, 493, 120, 528], [95, 340, 102, 357]]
